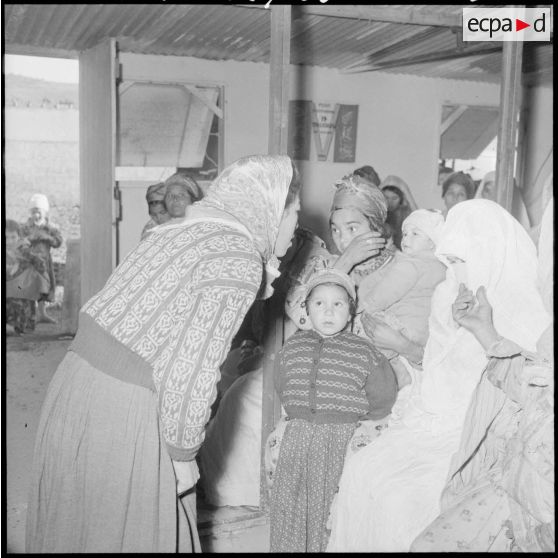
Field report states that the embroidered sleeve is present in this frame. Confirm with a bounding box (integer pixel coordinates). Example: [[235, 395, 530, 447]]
[[157, 252, 262, 461]]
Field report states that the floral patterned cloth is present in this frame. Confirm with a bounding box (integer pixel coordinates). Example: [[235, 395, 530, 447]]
[[269, 419, 356, 552]]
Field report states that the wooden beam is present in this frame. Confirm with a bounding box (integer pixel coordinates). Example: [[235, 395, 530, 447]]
[[4, 43, 78, 59], [238, 4, 462, 28], [495, 40, 524, 212], [344, 45, 502, 74], [268, 5, 291, 155], [261, 4, 291, 512]]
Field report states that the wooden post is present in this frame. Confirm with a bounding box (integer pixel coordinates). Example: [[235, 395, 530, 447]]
[[60, 238, 81, 335], [495, 39, 524, 212], [260, 4, 291, 512], [268, 5, 291, 154]]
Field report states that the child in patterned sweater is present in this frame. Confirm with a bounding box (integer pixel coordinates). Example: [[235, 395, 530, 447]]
[[270, 268, 397, 553]]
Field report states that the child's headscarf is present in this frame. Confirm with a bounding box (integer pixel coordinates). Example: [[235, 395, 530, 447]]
[[331, 174, 388, 233], [145, 182, 166, 203], [29, 193, 49, 212], [402, 209, 445, 246], [197, 154, 294, 265]]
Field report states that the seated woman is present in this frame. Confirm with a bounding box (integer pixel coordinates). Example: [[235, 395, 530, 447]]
[[411, 198, 553, 552], [476, 170, 531, 230], [379, 175, 418, 250], [326, 200, 550, 552], [441, 171, 475, 217]]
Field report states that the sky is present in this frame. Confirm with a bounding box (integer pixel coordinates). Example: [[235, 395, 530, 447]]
[[4, 54, 79, 83]]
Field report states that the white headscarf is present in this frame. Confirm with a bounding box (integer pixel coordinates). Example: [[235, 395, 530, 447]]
[[474, 171, 495, 200], [29, 193, 50, 212], [402, 209, 445, 246], [409, 200, 551, 432]]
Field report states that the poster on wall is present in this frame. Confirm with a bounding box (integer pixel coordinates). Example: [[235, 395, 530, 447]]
[[287, 100, 312, 160], [311, 102, 339, 161], [333, 104, 359, 163]]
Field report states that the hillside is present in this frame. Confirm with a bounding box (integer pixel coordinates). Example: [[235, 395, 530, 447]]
[[4, 74, 80, 265], [4, 73, 78, 109]]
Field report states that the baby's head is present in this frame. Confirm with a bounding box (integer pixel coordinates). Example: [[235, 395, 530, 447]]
[[401, 209, 444, 257], [304, 268, 356, 337], [28, 193, 50, 226], [5, 219, 20, 249]]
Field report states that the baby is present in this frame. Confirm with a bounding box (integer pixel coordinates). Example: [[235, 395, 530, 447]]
[[356, 209, 446, 387]]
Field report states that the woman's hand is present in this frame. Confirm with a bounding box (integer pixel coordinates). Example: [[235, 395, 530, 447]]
[[172, 459, 200, 496], [452, 284, 500, 349], [334, 232, 386, 273], [362, 314, 406, 353]]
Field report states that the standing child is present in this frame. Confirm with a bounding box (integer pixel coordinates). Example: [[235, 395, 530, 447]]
[[5, 219, 49, 334], [270, 268, 397, 552], [20, 193, 63, 324], [357, 209, 447, 388]]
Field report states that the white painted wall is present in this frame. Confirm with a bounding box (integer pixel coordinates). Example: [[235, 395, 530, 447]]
[[119, 53, 551, 253]]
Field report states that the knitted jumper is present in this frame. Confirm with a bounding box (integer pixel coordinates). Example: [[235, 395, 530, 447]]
[[71, 219, 263, 460], [275, 329, 397, 423]]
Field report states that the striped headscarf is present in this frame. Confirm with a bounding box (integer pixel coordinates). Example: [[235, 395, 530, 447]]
[[164, 173, 204, 203], [331, 174, 388, 233]]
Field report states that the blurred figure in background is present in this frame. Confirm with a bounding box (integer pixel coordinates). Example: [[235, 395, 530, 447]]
[[380, 175, 418, 250], [354, 165, 381, 187], [5, 219, 49, 334], [20, 193, 62, 324], [163, 173, 204, 221], [441, 171, 475, 217], [141, 182, 170, 239]]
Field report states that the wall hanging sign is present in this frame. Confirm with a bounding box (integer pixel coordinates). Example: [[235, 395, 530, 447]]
[[288, 100, 358, 162], [334, 104, 358, 163], [311, 102, 339, 161]]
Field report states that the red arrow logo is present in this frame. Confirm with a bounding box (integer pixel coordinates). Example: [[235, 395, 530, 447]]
[[516, 19, 530, 31]]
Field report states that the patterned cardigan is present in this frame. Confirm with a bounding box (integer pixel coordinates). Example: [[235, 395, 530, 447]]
[[275, 329, 397, 423], [72, 219, 263, 461]]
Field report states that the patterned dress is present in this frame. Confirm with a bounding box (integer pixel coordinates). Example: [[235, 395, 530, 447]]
[[270, 329, 397, 552], [411, 337, 554, 552]]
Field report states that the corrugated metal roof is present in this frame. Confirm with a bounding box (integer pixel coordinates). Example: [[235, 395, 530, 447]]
[[3, 4, 553, 86]]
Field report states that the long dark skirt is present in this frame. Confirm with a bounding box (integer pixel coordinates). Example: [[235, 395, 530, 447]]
[[25, 351, 199, 553], [270, 419, 356, 552]]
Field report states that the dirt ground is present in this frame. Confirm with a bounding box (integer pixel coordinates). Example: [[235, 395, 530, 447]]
[[5, 309, 69, 553], [4, 308, 269, 553]]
